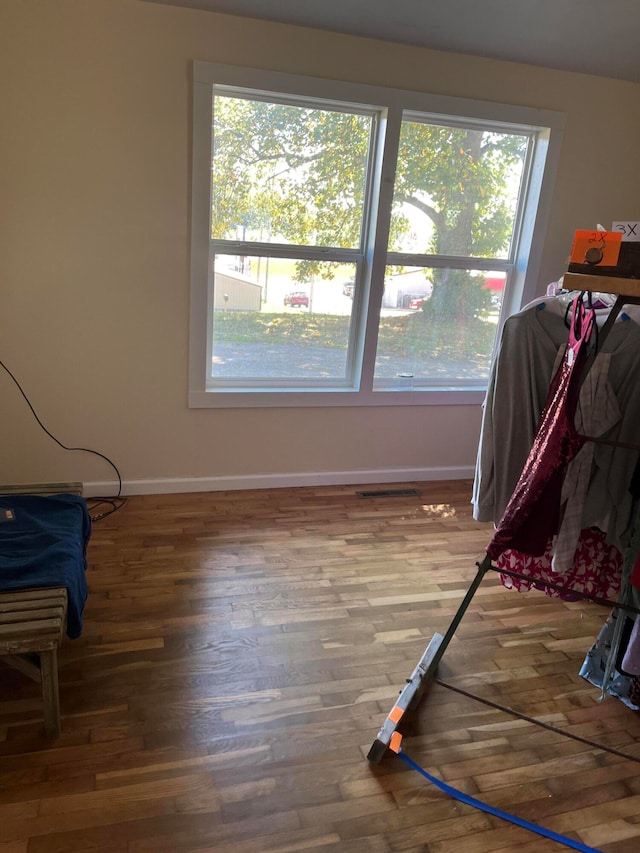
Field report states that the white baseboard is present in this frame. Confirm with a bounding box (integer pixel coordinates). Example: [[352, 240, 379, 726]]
[[82, 466, 474, 497]]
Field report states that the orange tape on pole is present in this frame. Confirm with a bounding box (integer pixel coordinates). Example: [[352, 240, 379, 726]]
[[388, 705, 404, 724], [389, 732, 403, 754]]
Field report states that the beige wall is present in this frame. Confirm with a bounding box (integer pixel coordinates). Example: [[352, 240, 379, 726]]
[[2, 0, 639, 494]]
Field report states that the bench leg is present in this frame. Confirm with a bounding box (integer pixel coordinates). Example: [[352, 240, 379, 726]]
[[40, 649, 60, 737]]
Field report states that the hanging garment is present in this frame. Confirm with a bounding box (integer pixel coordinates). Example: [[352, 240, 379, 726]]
[[551, 352, 620, 575], [472, 304, 569, 525], [629, 675, 640, 707], [630, 552, 640, 590], [473, 302, 640, 556], [578, 473, 640, 703], [487, 295, 596, 559], [626, 466, 640, 611], [579, 609, 640, 711], [621, 615, 640, 675], [496, 527, 622, 601]]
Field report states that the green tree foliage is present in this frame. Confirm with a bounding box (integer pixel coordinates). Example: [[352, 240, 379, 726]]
[[393, 123, 525, 319], [211, 95, 526, 319], [212, 97, 371, 257]]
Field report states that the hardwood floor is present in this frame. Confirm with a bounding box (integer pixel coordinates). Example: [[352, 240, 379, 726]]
[[1, 480, 640, 852]]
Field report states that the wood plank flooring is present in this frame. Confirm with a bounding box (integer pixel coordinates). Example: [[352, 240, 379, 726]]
[[1, 480, 640, 851]]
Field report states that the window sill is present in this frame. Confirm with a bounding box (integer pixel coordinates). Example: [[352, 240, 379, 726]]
[[188, 387, 486, 408]]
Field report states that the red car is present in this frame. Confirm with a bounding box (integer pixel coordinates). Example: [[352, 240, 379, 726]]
[[284, 291, 309, 308], [409, 297, 427, 309]]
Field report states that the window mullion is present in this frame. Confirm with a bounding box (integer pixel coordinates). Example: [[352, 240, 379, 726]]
[[358, 105, 404, 392], [210, 241, 361, 264], [385, 253, 514, 272]]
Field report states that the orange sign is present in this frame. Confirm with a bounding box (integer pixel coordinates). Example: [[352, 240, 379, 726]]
[[570, 230, 622, 266]]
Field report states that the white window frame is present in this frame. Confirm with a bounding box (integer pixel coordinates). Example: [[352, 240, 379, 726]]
[[189, 61, 565, 409]]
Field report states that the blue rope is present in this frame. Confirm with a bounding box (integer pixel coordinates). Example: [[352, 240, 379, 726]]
[[397, 750, 602, 853]]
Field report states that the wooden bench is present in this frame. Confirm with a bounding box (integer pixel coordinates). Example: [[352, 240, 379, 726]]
[[0, 482, 83, 737], [0, 587, 68, 736]]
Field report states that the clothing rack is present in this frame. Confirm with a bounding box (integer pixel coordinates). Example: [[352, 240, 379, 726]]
[[368, 274, 640, 764]]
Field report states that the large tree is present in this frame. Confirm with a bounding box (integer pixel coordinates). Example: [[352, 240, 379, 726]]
[[393, 122, 525, 319], [211, 95, 526, 319]]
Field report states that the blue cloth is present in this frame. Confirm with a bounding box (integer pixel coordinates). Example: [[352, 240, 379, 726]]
[[0, 494, 91, 639]]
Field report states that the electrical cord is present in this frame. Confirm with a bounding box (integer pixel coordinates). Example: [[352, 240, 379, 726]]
[[0, 357, 126, 521], [434, 676, 640, 765], [396, 748, 602, 852], [85, 496, 127, 521]]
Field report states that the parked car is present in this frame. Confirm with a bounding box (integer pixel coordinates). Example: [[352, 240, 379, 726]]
[[284, 291, 309, 308], [409, 297, 428, 309]]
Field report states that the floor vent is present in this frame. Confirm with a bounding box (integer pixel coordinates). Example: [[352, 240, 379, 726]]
[[356, 488, 420, 498], [0, 482, 83, 497]]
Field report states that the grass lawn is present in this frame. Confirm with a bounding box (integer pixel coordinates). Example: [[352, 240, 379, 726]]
[[213, 310, 497, 361]]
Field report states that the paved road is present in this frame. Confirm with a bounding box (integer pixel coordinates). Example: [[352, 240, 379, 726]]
[[212, 342, 490, 381]]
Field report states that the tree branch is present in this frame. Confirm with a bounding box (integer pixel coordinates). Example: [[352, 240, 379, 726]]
[[396, 195, 444, 231]]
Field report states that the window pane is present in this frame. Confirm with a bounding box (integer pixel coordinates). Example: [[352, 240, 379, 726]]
[[210, 255, 358, 381], [211, 94, 372, 250], [388, 120, 529, 259], [373, 267, 503, 386]]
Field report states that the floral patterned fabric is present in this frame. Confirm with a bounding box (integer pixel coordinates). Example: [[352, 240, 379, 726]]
[[496, 527, 622, 602]]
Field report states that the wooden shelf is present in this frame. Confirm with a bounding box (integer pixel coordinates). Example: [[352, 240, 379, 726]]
[[564, 272, 640, 298]]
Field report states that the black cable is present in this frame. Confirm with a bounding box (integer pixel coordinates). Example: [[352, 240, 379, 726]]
[[0, 357, 126, 521], [434, 677, 640, 765], [86, 497, 127, 521]]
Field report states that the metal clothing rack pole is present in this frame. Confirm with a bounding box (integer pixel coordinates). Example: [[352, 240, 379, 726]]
[[366, 556, 492, 763], [367, 276, 640, 765]]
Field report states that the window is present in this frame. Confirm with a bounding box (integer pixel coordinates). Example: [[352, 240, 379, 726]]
[[190, 63, 564, 408]]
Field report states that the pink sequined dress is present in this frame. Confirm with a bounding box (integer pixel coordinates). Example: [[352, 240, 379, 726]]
[[487, 295, 596, 560]]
